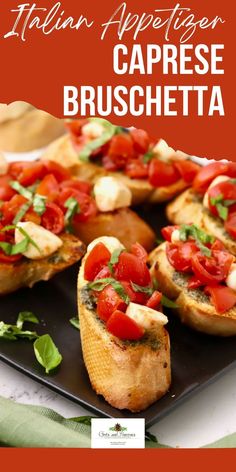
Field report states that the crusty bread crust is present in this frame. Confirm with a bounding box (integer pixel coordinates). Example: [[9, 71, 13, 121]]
[[0, 234, 85, 295], [42, 135, 189, 205], [202, 212, 236, 256], [149, 243, 236, 336], [77, 256, 171, 412]]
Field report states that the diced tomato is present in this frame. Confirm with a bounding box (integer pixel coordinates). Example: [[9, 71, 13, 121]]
[[0, 252, 22, 263], [166, 241, 198, 273], [97, 285, 127, 322], [1, 195, 40, 225], [84, 243, 111, 281], [0, 175, 16, 201], [225, 212, 236, 239], [161, 225, 179, 242], [37, 174, 59, 201], [193, 162, 230, 194], [43, 161, 71, 182], [173, 160, 200, 183], [148, 159, 180, 187], [146, 290, 162, 309], [94, 266, 112, 280], [131, 242, 148, 262], [191, 250, 233, 285], [120, 281, 148, 305], [211, 239, 226, 251], [9, 161, 46, 186], [208, 180, 236, 217], [65, 119, 88, 136], [57, 188, 97, 223], [60, 179, 92, 195], [225, 162, 236, 177], [115, 252, 151, 286], [41, 202, 64, 234], [102, 155, 119, 171], [107, 134, 135, 169], [130, 129, 150, 154], [187, 275, 203, 289], [106, 310, 144, 340], [205, 285, 236, 314], [125, 159, 149, 179]]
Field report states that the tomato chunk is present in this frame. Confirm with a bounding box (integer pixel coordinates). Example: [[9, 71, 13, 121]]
[[166, 242, 198, 273], [125, 159, 149, 179], [9, 161, 46, 186], [191, 251, 233, 285], [161, 225, 179, 242], [205, 285, 236, 314], [120, 281, 148, 305], [84, 243, 111, 281], [208, 180, 236, 218], [115, 252, 151, 286], [1, 195, 40, 225], [97, 285, 127, 322], [173, 160, 200, 183], [148, 159, 180, 187], [0, 175, 16, 201], [60, 179, 92, 195], [107, 310, 144, 340], [108, 134, 134, 160], [130, 129, 150, 154], [37, 174, 59, 201], [193, 162, 230, 194], [41, 202, 64, 234], [57, 188, 97, 223], [43, 160, 71, 182], [130, 242, 148, 262], [146, 290, 162, 309]]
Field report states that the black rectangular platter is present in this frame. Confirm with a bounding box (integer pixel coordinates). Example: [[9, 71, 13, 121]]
[[0, 204, 235, 427]]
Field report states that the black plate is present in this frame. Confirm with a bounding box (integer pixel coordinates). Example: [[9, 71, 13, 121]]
[[0, 204, 236, 427]]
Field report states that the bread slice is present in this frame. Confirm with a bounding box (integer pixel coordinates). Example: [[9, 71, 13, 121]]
[[149, 243, 236, 336], [42, 135, 189, 205], [0, 234, 85, 295], [166, 189, 236, 256], [74, 208, 155, 252], [77, 255, 171, 412]]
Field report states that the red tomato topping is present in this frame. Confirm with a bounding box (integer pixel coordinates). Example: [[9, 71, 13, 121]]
[[94, 266, 112, 280], [41, 202, 64, 234], [58, 188, 97, 223], [191, 251, 233, 285], [205, 285, 236, 314], [130, 129, 150, 154], [146, 290, 162, 309], [161, 225, 179, 242], [84, 243, 111, 281], [60, 179, 92, 195], [187, 275, 203, 289], [120, 281, 148, 305], [173, 160, 200, 183], [65, 119, 88, 136], [193, 162, 230, 194], [115, 252, 151, 286], [125, 159, 149, 179], [166, 241, 198, 273], [9, 161, 46, 186], [0, 175, 16, 201], [43, 160, 71, 182], [1, 195, 40, 225], [225, 212, 236, 239], [37, 174, 59, 201], [97, 285, 127, 322], [208, 180, 236, 217], [107, 310, 144, 340], [148, 159, 180, 187], [0, 252, 22, 263], [131, 242, 148, 262]]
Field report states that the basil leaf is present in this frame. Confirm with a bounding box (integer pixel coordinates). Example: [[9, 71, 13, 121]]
[[69, 317, 80, 330], [108, 248, 124, 273], [216, 202, 228, 221], [13, 201, 32, 224], [16, 226, 41, 254], [179, 224, 214, 257], [143, 151, 154, 164], [33, 334, 62, 374], [16, 311, 39, 330], [0, 319, 38, 341], [64, 197, 80, 231], [161, 295, 178, 309], [33, 194, 46, 216], [130, 282, 153, 297], [111, 280, 130, 304], [87, 277, 130, 304], [10, 181, 33, 200], [78, 119, 119, 162], [210, 194, 223, 206]]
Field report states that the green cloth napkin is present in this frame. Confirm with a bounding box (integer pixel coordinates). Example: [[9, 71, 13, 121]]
[[0, 396, 235, 448]]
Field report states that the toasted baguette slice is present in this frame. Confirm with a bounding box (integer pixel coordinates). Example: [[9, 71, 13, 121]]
[[42, 135, 188, 205], [149, 243, 236, 336], [166, 189, 203, 226], [166, 190, 236, 256], [77, 254, 171, 412], [0, 234, 85, 296], [74, 208, 155, 252]]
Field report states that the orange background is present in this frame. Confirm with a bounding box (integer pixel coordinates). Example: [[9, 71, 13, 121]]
[[0, 0, 234, 160]]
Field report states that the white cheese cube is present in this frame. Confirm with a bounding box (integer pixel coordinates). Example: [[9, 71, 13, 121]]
[[226, 263, 236, 291], [171, 229, 181, 243], [152, 139, 175, 161], [203, 175, 230, 209], [94, 176, 132, 212], [82, 121, 104, 139], [87, 236, 125, 254], [15, 222, 63, 260], [126, 302, 168, 330], [0, 153, 9, 175]]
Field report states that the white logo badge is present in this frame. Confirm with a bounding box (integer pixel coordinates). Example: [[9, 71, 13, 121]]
[[91, 418, 145, 448]]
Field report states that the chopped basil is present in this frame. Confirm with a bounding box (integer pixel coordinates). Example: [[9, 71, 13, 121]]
[[33, 194, 46, 216], [130, 282, 153, 297], [143, 151, 154, 163], [16, 311, 39, 330], [0, 312, 39, 341], [161, 295, 178, 309], [69, 317, 80, 330], [210, 194, 223, 206], [33, 334, 62, 374], [108, 248, 124, 273], [215, 202, 228, 221], [0, 225, 41, 256], [10, 181, 32, 200], [179, 224, 214, 257], [13, 201, 32, 225], [87, 277, 130, 304], [78, 118, 120, 162], [64, 197, 80, 232]]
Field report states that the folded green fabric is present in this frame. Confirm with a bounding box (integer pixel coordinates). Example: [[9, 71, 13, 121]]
[[0, 396, 235, 448]]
